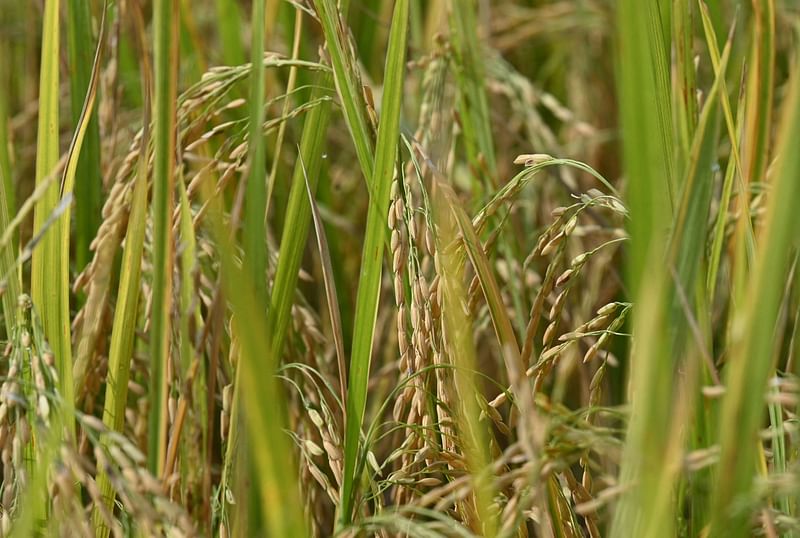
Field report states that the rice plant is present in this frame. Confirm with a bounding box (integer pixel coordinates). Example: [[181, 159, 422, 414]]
[[1, 0, 800, 536]]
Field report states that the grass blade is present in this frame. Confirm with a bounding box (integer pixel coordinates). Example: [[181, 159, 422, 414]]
[[340, 0, 409, 525], [66, 0, 102, 270], [265, 8, 303, 219], [709, 46, 800, 538], [91, 3, 150, 532], [265, 74, 334, 378], [611, 1, 677, 536], [30, 0, 75, 410], [91, 120, 149, 536]]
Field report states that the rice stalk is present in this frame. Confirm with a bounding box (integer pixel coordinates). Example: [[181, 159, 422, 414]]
[[148, 0, 179, 476]]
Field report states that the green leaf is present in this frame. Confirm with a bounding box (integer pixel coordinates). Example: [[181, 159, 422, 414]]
[[66, 0, 102, 270], [340, 0, 409, 526]]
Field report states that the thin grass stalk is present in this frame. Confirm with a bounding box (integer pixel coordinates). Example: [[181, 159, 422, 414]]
[[148, 0, 179, 476], [430, 168, 545, 529], [265, 5, 303, 223], [340, 0, 409, 526], [258, 29, 342, 526], [176, 180, 196, 387], [423, 1, 447, 49], [408, 0, 424, 53], [646, 2, 677, 200], [707, 86, 744, 301], [649, 48, 729, 533], [685, 277, 717, 533]]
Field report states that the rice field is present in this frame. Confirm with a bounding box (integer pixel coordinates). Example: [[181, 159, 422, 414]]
[[1, 0, 800, 536]]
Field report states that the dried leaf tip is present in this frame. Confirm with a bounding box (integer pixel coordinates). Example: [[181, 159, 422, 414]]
[[513, 153, 553, 166]]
